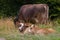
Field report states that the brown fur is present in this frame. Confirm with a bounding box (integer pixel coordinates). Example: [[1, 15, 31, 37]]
[[18, 23, 56, 35], [14, 4, 49, 28], [26, 25, 56, 35], [18, 23, 32, 33]]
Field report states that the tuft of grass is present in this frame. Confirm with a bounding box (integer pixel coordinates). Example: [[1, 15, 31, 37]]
[[0, 18, 60, 40]]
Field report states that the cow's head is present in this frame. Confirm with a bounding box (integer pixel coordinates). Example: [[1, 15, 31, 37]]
[[18, 23, 32, 33], [18, 23, 25, 32], [27, 24, 36, 34]]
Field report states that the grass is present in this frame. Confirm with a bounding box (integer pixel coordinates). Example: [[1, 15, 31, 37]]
[[0, 18, 60, 40]]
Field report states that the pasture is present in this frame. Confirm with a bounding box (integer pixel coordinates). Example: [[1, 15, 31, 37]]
[[0, 18, 60, 40]]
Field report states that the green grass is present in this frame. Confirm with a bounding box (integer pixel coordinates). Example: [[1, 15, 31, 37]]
[[0, 32, 60, 40], [0, 18, 60, 40]]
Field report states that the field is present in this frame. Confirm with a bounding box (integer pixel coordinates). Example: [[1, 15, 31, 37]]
[[0, 18, 60, 40]]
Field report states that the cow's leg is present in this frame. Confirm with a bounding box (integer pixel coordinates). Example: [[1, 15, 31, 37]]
[[33, 18, 39, 23]]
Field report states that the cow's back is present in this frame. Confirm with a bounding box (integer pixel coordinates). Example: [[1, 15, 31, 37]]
[[17, 4, 49, 24]]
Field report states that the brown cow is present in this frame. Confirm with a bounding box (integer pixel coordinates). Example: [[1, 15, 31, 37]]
[[14, 4, 49, 28], [18, 23, 56, 35], [25, 24, 56, 35], [18, 23, 32, 33]]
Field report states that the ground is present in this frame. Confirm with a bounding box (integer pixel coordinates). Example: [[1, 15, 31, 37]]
[[0, 18, 60, 40]]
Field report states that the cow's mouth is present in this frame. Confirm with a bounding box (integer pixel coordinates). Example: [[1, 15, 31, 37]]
[[19, 25, 29, 32], [18, 25, 24, 32]]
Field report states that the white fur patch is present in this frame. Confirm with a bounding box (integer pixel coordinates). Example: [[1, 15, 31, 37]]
[[20, 23, 24, 26], [34, 18, 39, 23], [31, 24, 34, 28], [28, 29, 31, 32], [19, 26, 23, 30], [19, 23, 24, 30]]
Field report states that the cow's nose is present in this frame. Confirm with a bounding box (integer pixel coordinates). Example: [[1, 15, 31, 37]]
[[18, 26, 23, 32]]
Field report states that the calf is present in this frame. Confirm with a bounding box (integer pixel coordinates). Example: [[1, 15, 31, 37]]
[[18, 23, 56, 35], [28, 25, 56, 35], [18, 23, 32, 33]]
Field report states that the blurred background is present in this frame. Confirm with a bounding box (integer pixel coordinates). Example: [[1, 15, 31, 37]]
[[0, 0, 60, 20]]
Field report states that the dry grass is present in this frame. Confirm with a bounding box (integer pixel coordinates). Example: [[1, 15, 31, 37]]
[[0, 18, 19, 34], [0, 18, 60, 40]]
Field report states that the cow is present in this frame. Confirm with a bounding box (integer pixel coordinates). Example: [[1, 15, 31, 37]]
[[18, 23, 32, 34], [14, 4, 49, 28], [25, 24, 56, 35], [18, 23, 56, 35]]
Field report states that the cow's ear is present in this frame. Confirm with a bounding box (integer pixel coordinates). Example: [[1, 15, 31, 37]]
[[31, 24, 35, 28]]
